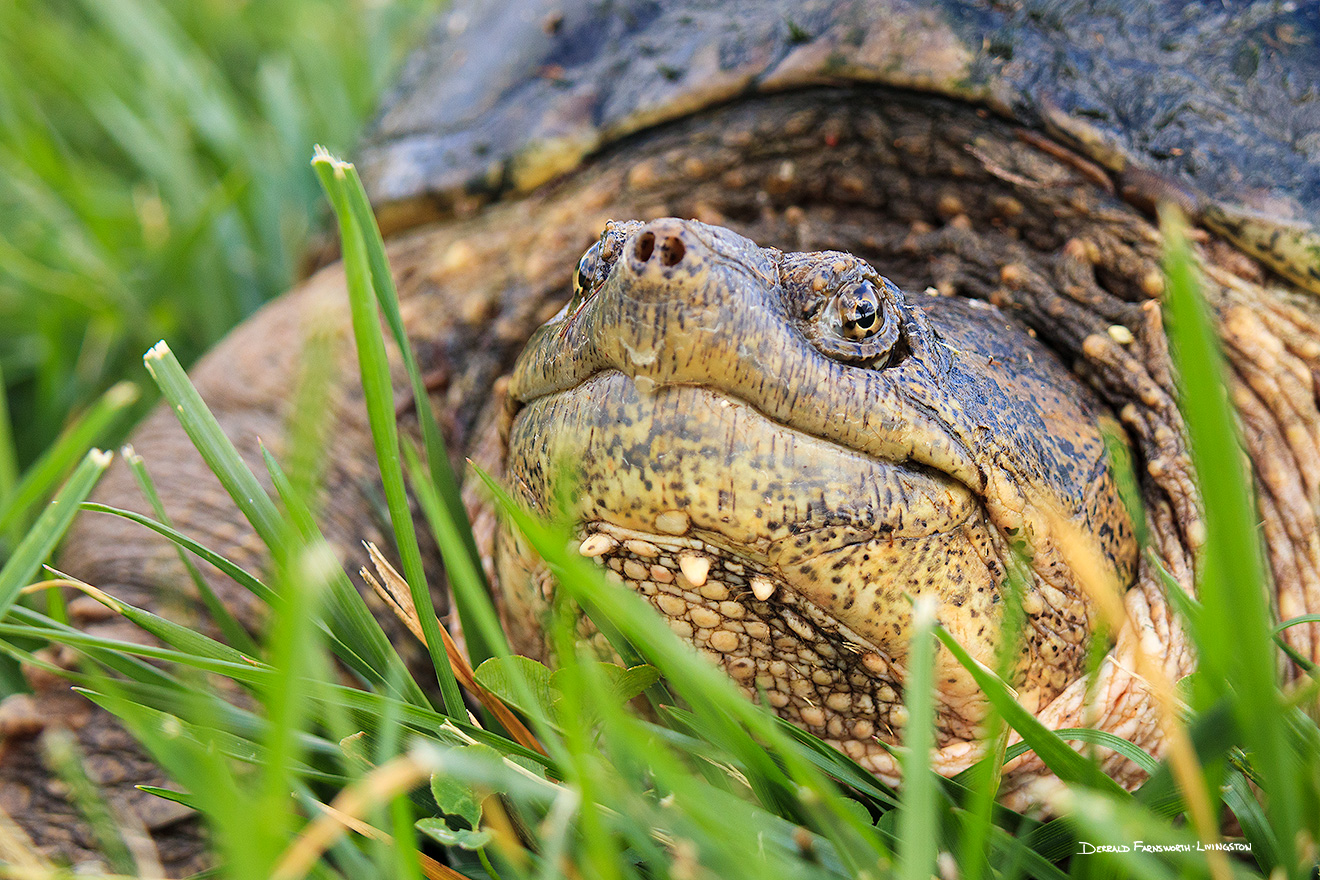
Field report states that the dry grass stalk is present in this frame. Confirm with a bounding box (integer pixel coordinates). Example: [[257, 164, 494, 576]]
[[360, 542, 547, 757]]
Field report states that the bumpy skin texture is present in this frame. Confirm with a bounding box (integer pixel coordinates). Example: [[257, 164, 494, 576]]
[[10, 82, 1320, 869], [499, 217, 1137, 771], [366, 0, 1320, 292]]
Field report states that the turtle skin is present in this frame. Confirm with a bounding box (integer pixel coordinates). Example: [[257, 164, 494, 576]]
[[499, 216, 1137, 778], [5, 30, 1319, 880]]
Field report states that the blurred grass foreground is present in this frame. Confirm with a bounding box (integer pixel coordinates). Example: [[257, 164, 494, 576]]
[[0, 0, 442, 473]]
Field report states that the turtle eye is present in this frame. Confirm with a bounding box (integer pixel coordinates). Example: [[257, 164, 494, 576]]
[[572, 241, 602, 302], [557, 241, 604, 328], [791, 265, 906, 368], [839, 280, 881, 339]]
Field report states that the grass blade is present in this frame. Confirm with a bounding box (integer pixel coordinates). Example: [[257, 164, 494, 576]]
[[899, 597, 938, 880], [930, 619, 1126, 798], [341, 162, 490, 630], [1221, 767, 1279, 873], [1003, 728, 1160, 777], [122, 444, 259, 654], [1159, 206, 1300, 868], [404, 442, 509, 661], [78, 498, 406, 700], [79, 501, 277, 604], [0, 447, 111, 618], [0, 380, 137, 538], [312, 149, 464, 717], [138, 336, 432, 706], [0, 362, 21, 541], [262, 447, 431, 708], [41, 728, 143, 876], [342, 164, 492, 608], [43, 568, 259, 668], [142, 341, 284, 546]]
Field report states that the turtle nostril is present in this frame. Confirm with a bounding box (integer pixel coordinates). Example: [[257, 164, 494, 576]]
[[659, 236, 685, 267], [634, 231, 655, 263]]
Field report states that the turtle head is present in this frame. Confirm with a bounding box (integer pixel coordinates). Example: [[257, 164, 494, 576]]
[[499, 218, 1137, 774]]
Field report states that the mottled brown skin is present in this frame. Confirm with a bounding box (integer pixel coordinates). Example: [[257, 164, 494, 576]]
[[499, 218, 1136, 769], [8, 88, 1320, 869]]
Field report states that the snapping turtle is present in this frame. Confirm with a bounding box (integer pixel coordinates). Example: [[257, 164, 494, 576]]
[[9, 0, 1320, 870]]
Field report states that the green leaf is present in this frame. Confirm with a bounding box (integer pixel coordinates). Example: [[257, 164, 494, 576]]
[[430, 744, 504, 827], [415, 818, 492, 851], [429, 779, 483, 830], [551, 662, 660, 708], [474, 655, 557, 722]]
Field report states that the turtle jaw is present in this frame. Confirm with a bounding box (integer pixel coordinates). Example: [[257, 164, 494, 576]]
[[500, 367, 1041, 751]]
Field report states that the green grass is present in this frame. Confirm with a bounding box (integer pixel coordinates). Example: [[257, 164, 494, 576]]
[[0, 0, 442, 518], [0, 156, 1315, 879]]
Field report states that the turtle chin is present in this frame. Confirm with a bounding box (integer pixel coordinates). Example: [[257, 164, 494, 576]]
[[497, 368, 1060, 760]]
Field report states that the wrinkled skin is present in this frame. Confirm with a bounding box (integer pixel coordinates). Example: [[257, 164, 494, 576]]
[[368, 0, 1320, 293], [7, 80, 1319, 871], [499, 218, 1137, 774]]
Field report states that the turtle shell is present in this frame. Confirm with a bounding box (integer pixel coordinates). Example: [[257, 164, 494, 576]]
[[360, 0, 1320, 289]]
